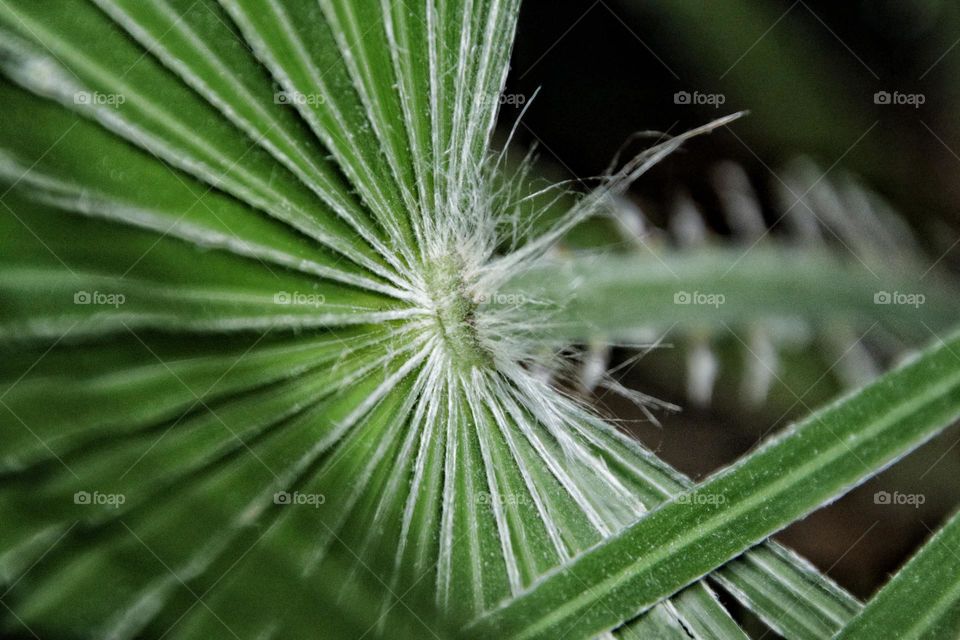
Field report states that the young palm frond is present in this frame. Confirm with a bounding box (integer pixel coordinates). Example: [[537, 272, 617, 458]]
[[0, 2, 958, 640]]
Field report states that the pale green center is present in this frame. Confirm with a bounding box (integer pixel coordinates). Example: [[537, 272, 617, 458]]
[[424, 255, 493, 370]]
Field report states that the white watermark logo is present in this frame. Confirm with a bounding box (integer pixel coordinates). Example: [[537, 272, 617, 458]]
[[474, 92, 528, 110], [477, 491, 531, 506], [74, 91, 126, 107], [674, 291, 725, 308], [475, 292, 527, 305], [74, 490, 126, 508], [874, 490, 925, 508], [674, 90, 726, 108], [273, 86, 326, 106], [74, 291, 125, 308], [874, 291, 925, 308], [274, 291, 326, 307], [676, 493, 726, 506], [874, 91, 925, 108], [273, 491, 326, 508]]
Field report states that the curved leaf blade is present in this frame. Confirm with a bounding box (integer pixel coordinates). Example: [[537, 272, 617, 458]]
[[835, 509, 960, 640], [467, 327, 960, 639]]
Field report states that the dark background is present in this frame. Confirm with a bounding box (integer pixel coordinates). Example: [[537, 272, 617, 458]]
[[503, 0, 960, 624]]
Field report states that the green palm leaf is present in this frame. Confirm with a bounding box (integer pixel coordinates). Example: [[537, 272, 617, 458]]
[[0, 2, 956, 639], [467, 327, 960, 639], [836, 509, 960, 640]]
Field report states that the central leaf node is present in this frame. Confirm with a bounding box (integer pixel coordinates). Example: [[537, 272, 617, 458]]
[[424, 254, 493, 370]]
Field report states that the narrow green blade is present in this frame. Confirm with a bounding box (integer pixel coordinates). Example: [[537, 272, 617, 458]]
[[506, 250, 958, 342], [836, 510, 960, 640], [467, 328, 960, 639]]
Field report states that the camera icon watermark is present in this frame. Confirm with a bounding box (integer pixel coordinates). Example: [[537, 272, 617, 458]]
[[473, 92, 528, 111], [73, 91, 126, 107], [476, 491, 531, 506], [674, 90, 726, 109], [874, 490, 925, 508], [674, 290, 725, 308], [273, 291, 325, 307], [74, 290, 126, 308], [475, 291, 527, 305], [874, 90, 925, 108], [273, 490, 326, 508], [676, 492, 726, 506], [273, 85, 326, 106], [874, 291, 925, 308], [73, 490, 126, 508]]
